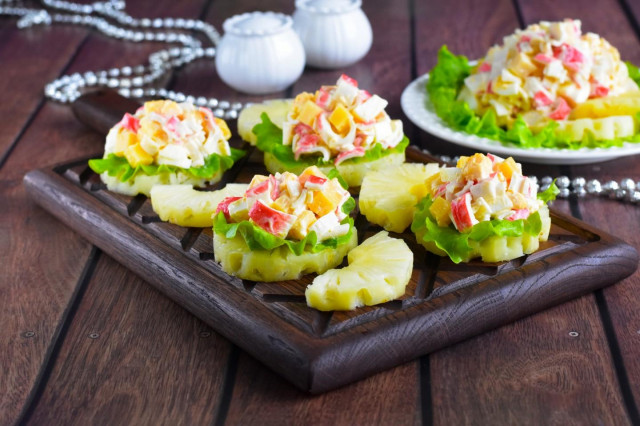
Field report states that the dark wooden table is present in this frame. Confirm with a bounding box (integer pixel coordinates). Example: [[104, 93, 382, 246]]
[[3, 0, 639, 424]]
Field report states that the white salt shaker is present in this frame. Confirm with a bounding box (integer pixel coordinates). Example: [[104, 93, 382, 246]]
[[293, 0, 373, 69], [215, 12, 306, 94]]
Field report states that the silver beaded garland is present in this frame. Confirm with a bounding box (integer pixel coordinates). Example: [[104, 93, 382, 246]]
[[0, 0, 242, 117]]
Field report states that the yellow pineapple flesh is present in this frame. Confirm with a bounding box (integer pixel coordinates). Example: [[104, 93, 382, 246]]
[[150, 183, 248, 227], [570, 91, 640, 119], [237, 99, 294, 145], [213, 229, 357, 282], [359, 163, 441, 232], [305, 231, 413, 311]]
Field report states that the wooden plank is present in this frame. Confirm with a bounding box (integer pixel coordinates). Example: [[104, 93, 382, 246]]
[[519, 0, 640, 416], [0, 19, 88, 160], [224, 353, 421, 426], [414, 0, 634, 423], [25, 255, 231, 425], [0, 2, 209, 424]]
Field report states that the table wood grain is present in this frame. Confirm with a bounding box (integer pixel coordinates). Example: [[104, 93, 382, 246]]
[[2, 0, 639, 425]]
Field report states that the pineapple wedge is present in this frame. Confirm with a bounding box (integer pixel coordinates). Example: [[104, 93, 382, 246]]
[[101, 171, 216, 197], [263, 151, 405, 188], [214, 229, 357, 282], [359, 163, 441, 233], [305, 231, 413, 311], [237, 99, 294, 145], [570, 91, 640, 119], [150, 183, 248, 227], [556, 115, 636, 141]]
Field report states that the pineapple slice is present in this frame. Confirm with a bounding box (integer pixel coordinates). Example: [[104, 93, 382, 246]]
[[556, 115, 636, 141], [100, 171, 218, 197], [305, 231, 413, 311], [570, 91, 640, 119], [213, 229, 357, 282], [150, 183, 248, 227], [359, 163, 441, 233], [237, 99, 294, 145], [263, 151, 405, 188], [414, 205, 551, 263]]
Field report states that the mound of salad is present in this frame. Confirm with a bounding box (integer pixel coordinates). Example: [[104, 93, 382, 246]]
[[89, 100, 244, 193], [253, 74, 409, 170], [214, 166, 355, 254], [411, 153, 559, 263], [428, 19, 640, 149]]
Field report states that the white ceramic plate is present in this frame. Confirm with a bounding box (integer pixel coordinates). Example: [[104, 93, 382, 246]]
[[401, 73, 640, 164]]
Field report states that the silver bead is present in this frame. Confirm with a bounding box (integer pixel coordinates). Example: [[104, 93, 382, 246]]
[[586, 179, 601, 194], [630, 191, 640, 203], [440, 155, 451, 164], [574, 187, 587, 198], [145, 88, 157, 97], [140, 18, 151, 27], [602, 180, 619, 193], [153, 18, 163, 28], [541, 176, 553, 185], [208, 98, 218, 108], [185, 95, 195, 104], [231, 102, 243, 110], [556, 176, 570, 189], [225, 109, 238, 120], [620, 178, 636, 192], [558, 188, 570, 198], [571, 177, 586, 188], [118, 88, 131, 97], [213, 108, 225, 117], [119, 78, 131, 88], [174, 92, 186, 102], [131, 76, 144, 86], [196, 96, 208, 106], [164, 18, 175, 27], [614, 189, 627, 200], [132, 88, 144, 98], [157, 88, 168, 97], [121, 66, 132, 76], [107, 78, 119, 88], [133, 65, 146, 74], [219, 100, 230, 109]]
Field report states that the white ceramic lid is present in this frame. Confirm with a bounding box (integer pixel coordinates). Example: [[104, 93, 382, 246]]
[[295, 0, 362, 14], [223, 11, 292, 37]]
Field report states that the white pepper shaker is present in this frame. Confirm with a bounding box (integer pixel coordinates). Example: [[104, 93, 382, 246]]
[[293, 0, 373, 69], [215, 11, 306, 94]]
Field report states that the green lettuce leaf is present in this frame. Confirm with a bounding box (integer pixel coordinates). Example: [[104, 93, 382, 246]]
[[537, 181, 560, 203], [411, 195, 545, 263], [252, 113, 409, 170], [213, 196, 356, 255], [427, 46, 640, 150], [88, 148, 245, 183]]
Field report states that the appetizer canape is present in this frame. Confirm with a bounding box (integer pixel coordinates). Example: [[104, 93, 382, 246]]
[[89, 100, 244, 196], [246, 74, 409, 187], [306, 231, 413, 311], [428, 19, 640, 148], [411, 153, 558, 263], [212, 166, 357, 282]]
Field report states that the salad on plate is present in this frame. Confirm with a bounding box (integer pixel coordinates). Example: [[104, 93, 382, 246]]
[[428, 19, 640, 150]]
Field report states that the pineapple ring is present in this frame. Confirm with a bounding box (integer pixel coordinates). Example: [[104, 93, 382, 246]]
[[213, 230, 358, 282], [237, 99, 294, 145], [359, 163, 441, 233], [305, 231, 413, 311], [263, 151, 405, 188], [150, 183, 249, 227], [100, 170, 222, 197], [414, 205, 551, 263]]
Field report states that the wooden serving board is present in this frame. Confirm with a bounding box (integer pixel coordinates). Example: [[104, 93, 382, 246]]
[[23, 93, 639, 393]]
